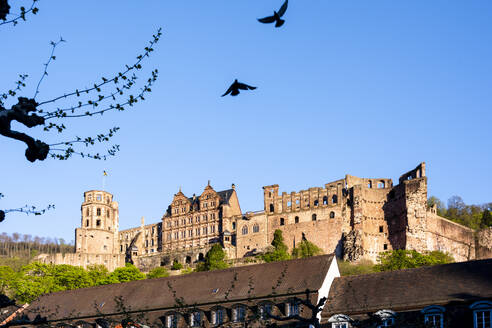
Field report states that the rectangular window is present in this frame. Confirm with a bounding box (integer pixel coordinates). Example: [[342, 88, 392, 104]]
[[288, 303, 299, 316], [260, 304, 272, 320], [96, 194, 102, 201], [333, 323, 348, 328], [425, 314, 443, 328], [96, 219, 101, 227], [166, 314, 177, 328], [151, 239, 154, 246], [234, 306, 246, 322], [476, 310, 491, 328], [174, 232, 178, 240], [96, 208, 101, 216], [203, 227, 208, 235], [213, 309, 224, 325], [191, 312, 201, 327], [196, 228, 200, 236]]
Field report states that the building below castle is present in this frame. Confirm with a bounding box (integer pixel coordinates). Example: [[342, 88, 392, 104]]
[[37, 162, 492, 272]]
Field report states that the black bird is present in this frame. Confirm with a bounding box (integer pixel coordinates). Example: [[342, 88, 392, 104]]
[[221, 79, 256, 97], [257, 0, 288, 28]]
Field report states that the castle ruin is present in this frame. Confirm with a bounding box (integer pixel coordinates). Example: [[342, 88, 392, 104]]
[[37, 163, 492, 271]]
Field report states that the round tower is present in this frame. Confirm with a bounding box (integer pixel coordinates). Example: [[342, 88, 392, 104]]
[[75, 190, 119, 254]]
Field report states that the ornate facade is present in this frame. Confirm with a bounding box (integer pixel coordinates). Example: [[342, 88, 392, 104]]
[[37, 162, 492, 271]]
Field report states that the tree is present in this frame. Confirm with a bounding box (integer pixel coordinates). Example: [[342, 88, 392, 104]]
[[0, 1, 161, 223], [87, 264, 110, 286], [261, 229, 290, 263], [146, 267, 169, 279], [291, 239, 323, 259], [196, 243, 228, 271], [375, 250, 453, 272], [105, 263, 145, 283], [427, 195, 446, 216], [481, 208, 492, 228]]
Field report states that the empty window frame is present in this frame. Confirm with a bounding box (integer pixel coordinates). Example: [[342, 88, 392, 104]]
[[280, 218, 285, 226], [330, 211, 335, 219], [312, 214, 317, 221]]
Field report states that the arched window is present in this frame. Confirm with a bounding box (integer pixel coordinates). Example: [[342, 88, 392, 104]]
[[323, 196, 328, 205], [470, 301, 492, 328], [85, 219, 89, 227], [314, 199, 319, 206], [86, 208, 89, 216], [253, 224, 260, 233], [368, 180, 372, 188], [312, 214, 317, 221], [280, 218, 285, 226], [242, 225, 248, 235], [295, 216, 299, 224], [330, 211, 335, 219], [377, 180, 385, 189], [374, 310, 395, 327], [269, 203, 274, 213], [332, 195, 338, 204]]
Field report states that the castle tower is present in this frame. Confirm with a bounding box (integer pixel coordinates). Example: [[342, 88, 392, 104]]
[[75, 190, 119, 254], [263, 184, 279, 214]]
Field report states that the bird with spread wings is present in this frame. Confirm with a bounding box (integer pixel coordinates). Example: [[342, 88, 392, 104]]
[[257, 0, 289, 28], [221, 79, 257, 97]]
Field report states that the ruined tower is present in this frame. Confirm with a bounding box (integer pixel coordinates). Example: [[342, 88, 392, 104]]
[[75, 190, 119, 254]]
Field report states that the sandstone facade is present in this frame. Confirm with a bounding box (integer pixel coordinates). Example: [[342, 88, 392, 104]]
[[38, 163, 491, 271]]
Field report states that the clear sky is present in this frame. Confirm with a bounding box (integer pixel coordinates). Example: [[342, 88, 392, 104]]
[[1, 1, 491, 243]]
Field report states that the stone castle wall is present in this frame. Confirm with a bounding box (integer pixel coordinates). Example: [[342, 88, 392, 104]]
[[38, 163, 490, 272], [37, 252, 125, 271]]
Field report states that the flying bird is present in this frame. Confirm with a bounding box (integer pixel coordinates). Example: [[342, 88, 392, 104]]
[[258, 0, 288, 28], [221, 79, 256, 97]]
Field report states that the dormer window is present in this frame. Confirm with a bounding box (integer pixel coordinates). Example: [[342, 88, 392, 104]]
[[190, 311, 201, 327], [233, 305, 246, 322], [165, 314, 178, 328], [287, 302, 299, 317], [422, 306, 445, 328], [260, 303, 272, 320], [212, 308, 225, 326], [375, 310, 395, 327], [471, 301, 492, 328], [328, 315, 353, 328]]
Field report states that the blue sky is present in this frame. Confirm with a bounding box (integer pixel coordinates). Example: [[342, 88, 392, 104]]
[[1, 1, 491, 243]]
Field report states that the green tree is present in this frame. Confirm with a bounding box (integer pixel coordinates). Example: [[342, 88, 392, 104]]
[[427, 196, 446, 216], [0, 266, 16, 295], [105, 263, 145, 283], [13, 262, 57, 303], [87, 264, 111, 286], [375, 250, 453, 272], [52, 264, 91, 290], [292, 239, 323, 259], [196, 243, 229, 271], [147, 267, 169, 279], [261, 229, 290, 263], [481, 209, 492, 228]]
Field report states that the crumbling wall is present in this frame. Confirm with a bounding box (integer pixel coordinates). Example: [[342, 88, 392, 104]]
[[36, 253, 125, 271], [425, 212, 475, 261], [476, 227, 492, 259]]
